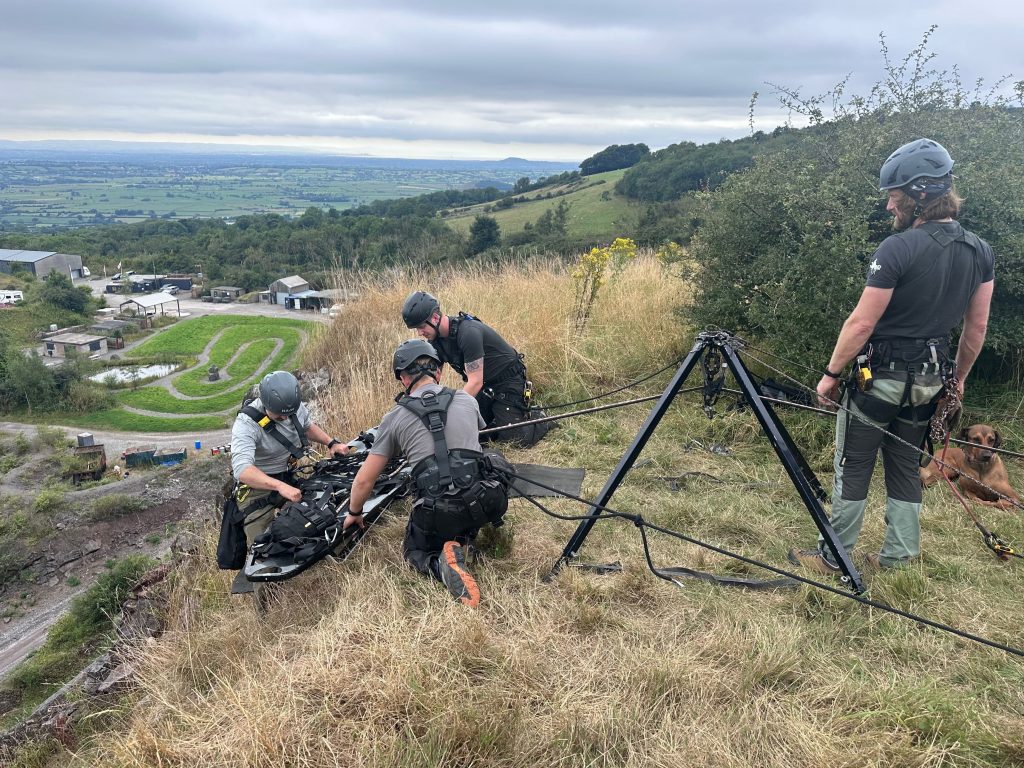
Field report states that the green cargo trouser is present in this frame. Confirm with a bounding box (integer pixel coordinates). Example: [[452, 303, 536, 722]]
[[818, 372, 941, 567], [238, 487, 285, 547]]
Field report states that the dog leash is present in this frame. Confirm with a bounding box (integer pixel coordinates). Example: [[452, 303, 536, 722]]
[[937, 435, 1023, 561]]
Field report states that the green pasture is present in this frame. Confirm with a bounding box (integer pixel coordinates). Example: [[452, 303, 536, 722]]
[[17, 408, 229, 433], [444, 169, 636, 241], [129, 314, 311, 358], [65, 314, 313, 431], [171, 336, 290, 397]]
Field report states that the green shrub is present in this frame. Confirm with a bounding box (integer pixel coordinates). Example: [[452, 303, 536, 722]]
[[689, 32, 1024, 383], [89, 494, 146, 520], [13, 432, 31, 455], [33, 425, 69, 450], [31, 488, 65, 516]]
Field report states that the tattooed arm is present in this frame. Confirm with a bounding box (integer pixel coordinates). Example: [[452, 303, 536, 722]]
[[463, 357, 484, 397]]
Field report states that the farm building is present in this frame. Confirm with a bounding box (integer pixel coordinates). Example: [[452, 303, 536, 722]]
[[44, 332, 108, 358], [269, 275, 309, 304], [210, 286, 244, 301], [285, 287, 355, 312], [160, 275, 194, 291], [129, 274, 165, 292], [0, 249, 85, 279]]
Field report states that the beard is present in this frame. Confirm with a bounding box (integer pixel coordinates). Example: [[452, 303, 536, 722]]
[[890, 196, 917, 231]]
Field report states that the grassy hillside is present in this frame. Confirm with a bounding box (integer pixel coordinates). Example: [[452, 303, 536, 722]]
[[443, 169, 637, 242], [24, 259, 1024, 767]]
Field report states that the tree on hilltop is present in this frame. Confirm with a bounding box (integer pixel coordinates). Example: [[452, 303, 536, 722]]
[[580, 143, 650, 176]]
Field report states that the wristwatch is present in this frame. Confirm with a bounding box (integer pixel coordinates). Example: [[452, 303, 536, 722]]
[[824, 368, 842, 379], [326, 438, 341, 449]]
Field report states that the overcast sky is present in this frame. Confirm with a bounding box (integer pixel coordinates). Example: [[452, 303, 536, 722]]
[[1, 1, 1020, 161]]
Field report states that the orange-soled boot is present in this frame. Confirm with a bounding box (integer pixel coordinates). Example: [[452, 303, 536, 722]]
[[439, 541, 480, 608]]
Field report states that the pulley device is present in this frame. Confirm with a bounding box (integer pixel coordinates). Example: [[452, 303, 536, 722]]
[[552, 329, 866, 594]]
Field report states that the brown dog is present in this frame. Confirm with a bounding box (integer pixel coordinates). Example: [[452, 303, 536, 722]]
[[922, 424, 1021, 509]]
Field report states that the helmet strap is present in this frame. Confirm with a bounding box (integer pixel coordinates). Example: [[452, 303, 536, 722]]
[[401, 363, 440, 395]]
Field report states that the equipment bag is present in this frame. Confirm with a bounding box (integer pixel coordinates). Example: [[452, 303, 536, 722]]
[[216, 497, 248, 570], [251, 482, 340, 561]]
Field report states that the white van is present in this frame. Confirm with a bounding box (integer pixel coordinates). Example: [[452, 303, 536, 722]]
[[82, 267, 92, 278]]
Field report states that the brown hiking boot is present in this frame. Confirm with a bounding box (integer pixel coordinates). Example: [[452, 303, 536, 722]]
[[439, 541, 481, 608], [863, 553, 906, 572], [787, 547, 841, 576]]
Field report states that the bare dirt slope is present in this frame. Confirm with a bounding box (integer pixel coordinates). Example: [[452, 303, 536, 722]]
[[0, 444, 227, 681]]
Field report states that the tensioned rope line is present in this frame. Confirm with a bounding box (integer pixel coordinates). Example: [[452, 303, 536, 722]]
[[728, 336, 1024, 461], [738, 347, 1024, 512], [536, 358, 684, 411], [722, 387, 1024, 461], [479, 386, 706, 437], [510, 471, 1024, 659]]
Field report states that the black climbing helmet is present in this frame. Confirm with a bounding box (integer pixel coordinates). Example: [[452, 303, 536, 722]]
[[878, 138, 954, 200], [259, 370, 302, 415], [393, 339, 441, 380], [401, 291, 440, 329]]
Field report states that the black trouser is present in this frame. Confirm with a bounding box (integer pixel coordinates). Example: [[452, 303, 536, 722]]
[[403, 497, 477, 578], [476, 365, 551, 447]]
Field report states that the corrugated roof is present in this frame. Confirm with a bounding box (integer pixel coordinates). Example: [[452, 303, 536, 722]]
[[288, 289, 318, 298], [275, 275, 309, 288], [0, 249, 58, 263], [119, 293, 181, 309]]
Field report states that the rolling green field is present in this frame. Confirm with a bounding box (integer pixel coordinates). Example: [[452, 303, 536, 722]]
[[443, 169, 637, 241], [0, 156, 576, 231]]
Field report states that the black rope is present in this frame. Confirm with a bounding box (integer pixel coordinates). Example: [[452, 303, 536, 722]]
[[480, 387, 706, 437], [728, 342, 1024, 462], [511, 472, 1024, 659], [738, 348, 1024, 511], [537, 359, 683, 410]]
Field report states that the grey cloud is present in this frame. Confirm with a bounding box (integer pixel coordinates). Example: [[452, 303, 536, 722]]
[[1, 1, 1020, 159]]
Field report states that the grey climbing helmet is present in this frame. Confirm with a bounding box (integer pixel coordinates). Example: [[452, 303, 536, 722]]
[[878, 138, 954, 195], [393, 339, 441, 380], [259, 370, 302, 415], [401, 291, 440, 328]]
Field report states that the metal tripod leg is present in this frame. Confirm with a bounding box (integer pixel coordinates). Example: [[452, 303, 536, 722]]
[[551, 331, 864, 595]]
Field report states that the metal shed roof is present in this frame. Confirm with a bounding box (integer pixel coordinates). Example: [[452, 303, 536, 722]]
[[274, 275, 309, 288], [0, 249, 58, 263], [119, 293, 181, 309]]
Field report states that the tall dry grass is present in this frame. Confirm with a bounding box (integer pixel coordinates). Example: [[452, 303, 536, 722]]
[[66, 256, 1024, 768], [309, 255, 688, 439]]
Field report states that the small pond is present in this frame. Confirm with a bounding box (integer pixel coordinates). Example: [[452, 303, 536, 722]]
[[90, 363, 178, 384]]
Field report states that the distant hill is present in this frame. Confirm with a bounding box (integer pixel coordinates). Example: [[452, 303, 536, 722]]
[[443, 169, 635, 245], [0, 140, 578, 172]]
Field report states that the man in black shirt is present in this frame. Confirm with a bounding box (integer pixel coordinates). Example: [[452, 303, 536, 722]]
[[401, 290, 551, 446], [789, 138, 995, 574]]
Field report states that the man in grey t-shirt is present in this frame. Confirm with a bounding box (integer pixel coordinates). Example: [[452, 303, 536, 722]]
[[228, 370, 347, 593], [345, 340, 503, 607], [790, 139, 994, 575]]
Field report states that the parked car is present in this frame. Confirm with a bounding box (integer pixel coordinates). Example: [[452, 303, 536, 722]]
[[161, 285, 180, 295], [111, 272, 122, 280]]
